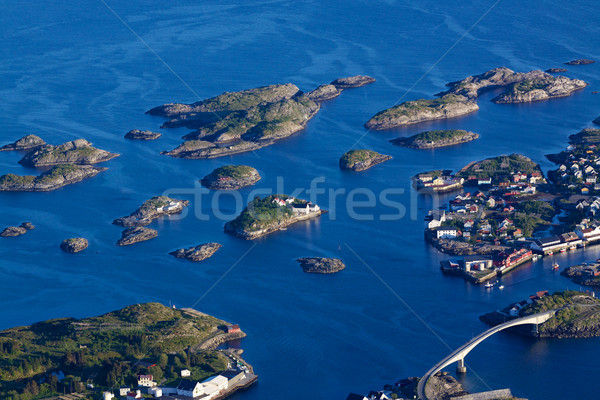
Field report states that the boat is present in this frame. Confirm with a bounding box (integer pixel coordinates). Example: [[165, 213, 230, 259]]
[[552, 262, 559, 270], [532, 255, 539, 261], [569, 245, 577, 251], [484, 280, 497, 289], [498, 285, 505, 290], [547, 251, 553, 256], [578, 243, 586, 248], [560, 248, 567, 253]]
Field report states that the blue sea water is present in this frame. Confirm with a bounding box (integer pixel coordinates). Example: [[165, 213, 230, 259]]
[[1, 1, 600, 399]]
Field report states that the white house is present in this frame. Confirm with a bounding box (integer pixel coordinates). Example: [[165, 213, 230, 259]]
[[181, 369, 191, 377], [148, 387, 162, 398], [272, 197, 286, 207], [127, 391, 142, 400], [177, 380, 204, 398], [137, 375, 154, 387], [102, 392, 114, 400], [119, 387, 131, 396], [202, 375, 229, 393], [435, 228, 458, 239]]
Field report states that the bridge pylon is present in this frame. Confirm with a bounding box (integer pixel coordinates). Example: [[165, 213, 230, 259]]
[[456, 358, 466, 373]]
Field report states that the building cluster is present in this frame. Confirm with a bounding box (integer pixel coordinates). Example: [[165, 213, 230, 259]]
[[415, 173, 464, 192], [155, 200, 183, 213], [552, 143, 600, 194], [426, 190, 532, 244], [441, 248, 533, 277], [103, 367, 253, 400], [271, 196, 320, 215]]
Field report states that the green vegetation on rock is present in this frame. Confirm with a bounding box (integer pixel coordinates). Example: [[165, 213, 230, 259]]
[[456, 154, 540, 179], [0, 303, 230, 400], [208, 165, 256, 180], [226, 195, 294, 232]]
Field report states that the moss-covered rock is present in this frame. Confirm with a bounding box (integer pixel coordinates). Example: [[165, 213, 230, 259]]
[[0, 164, 107, 192], [391, 129, 479, 149], [201, 165, 261, 190]]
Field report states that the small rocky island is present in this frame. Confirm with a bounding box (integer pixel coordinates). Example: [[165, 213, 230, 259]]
[[561, 263, 600, 287], [18, 139, 119, 167], [391, 129, 479, 149], [125, 129, 162, 140], [201, 165, 261, 190], [480, 291, 600, 338], [593, 116, 600, 125], [225, 194, 322, 240], [365, 94, 478, 130], [151, 79, 371, 159], [0, 222, 34, 237], [438, 67, 587, 102], [297, 257, 345, 274], [60, 237, 88, 253], [365, 67, 587, 130], [565, 59, 595, 65], [116, 227, 158, 246], [170, 242, 222, 262], [330, 75, 376, 88], [0, 134, 45, 151], [546, 67, 567, 73], [0, 165, 107, 192], [339, 149, 391, 171], [113, 196, 189, 227]]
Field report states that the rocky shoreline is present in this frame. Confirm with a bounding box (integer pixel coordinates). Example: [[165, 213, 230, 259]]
[[297, 257, 345, 273], [170, 242, 222, 262], [339, 149, 391, 171], [0, 165, 107, 192], [226, 210, 322, 240], [113, 196, 189, 227], [201, 165, 261, 190], [391, 129, 479, 149], [480, 291, 600, 339], [560, 263, 600, 287]]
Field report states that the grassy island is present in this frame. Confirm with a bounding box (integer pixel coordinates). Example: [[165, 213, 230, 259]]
[[365, 94, 479, 130], [0, 303, 240, 400], [225, 195, 321, 239], [456, 154, 541, 180]]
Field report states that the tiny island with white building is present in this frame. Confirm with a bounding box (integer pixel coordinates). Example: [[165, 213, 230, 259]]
[[224, 194, 322, 239]]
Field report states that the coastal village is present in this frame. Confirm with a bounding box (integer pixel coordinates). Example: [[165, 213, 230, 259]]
[[100, 354, 257, 400]]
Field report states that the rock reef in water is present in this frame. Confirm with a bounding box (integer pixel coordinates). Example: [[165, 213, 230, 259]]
[[339, 149, 391, 171], [0, 165, 107, 192], [565, 59, 595, 65], [391, 129, 479, 149], [297, 257, 345, 274], [125, 129, 162, 140], [546, 68, 567, 73], [201, 165, 261, 190], [19, 139, 119, 167], [169, 242, 222, 262], [0, 222, 34, 237], [330, 75, 376, 88], [116, 227, 158, 246], [113, 196, 189, 227], [60, 238, 88, 253], [365, 94, 479, 130], [0, 135, 45, 151]]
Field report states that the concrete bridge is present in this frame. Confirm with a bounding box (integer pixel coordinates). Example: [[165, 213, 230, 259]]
[[416, 309, 557, 400]]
